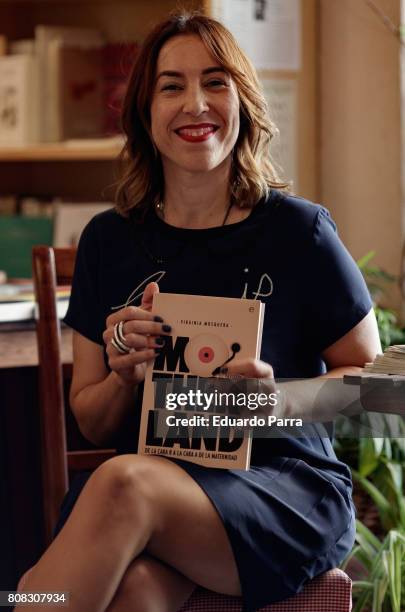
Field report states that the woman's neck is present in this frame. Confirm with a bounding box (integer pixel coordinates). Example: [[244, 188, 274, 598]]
[[161, 160, 233, 229]]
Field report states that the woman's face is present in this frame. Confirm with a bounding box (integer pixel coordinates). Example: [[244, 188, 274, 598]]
[[150, 34, 240, 175]]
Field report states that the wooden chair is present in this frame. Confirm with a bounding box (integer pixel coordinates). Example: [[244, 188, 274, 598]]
[[32, 245, 115, 546]]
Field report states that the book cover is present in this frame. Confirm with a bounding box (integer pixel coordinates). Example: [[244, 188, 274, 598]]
[[0, 283, 70, 323], [0, 216, 53, 277], [53, 202, 113, 247], [0, 55, 39, 145], [138, 293, 265, 470], [102, 42, 138, 136], [35, 25, 104, 141], [48, 42, 104, 141]]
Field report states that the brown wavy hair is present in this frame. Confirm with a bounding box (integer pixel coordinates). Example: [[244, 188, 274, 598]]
[[115, 10, 289, 216]]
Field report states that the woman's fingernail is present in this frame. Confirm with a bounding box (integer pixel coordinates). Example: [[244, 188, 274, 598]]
[[154, 315, 164, 322], [162, 324, 172, 333], [155, 348, 161, 354], [155, 336, 165, 346]]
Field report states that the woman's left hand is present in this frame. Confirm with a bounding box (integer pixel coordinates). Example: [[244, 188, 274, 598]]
[[219, 359, 286, 419]]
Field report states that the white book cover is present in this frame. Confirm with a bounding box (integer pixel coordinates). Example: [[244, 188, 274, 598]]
[[0, 55, 39, 145], [53, 202, 113, 247], [138, 293, 265, 470], [0, 297, 69, 323], [35, 25, 104, 142]]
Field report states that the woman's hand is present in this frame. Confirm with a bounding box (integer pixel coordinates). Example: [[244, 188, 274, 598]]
[[221, 358, 274, 380], [103, 282, 171, 387], [219, 358, 285, 418]]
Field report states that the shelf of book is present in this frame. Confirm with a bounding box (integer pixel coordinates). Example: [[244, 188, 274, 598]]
[[0, 140, 123, 162]]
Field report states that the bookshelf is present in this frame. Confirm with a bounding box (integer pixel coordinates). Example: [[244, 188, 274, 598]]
[[0, 140, 123, 162], [0, 0, 206, 202], [0, 0, 318, 200]]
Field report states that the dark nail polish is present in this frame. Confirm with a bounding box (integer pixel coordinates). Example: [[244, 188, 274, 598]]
[[154, 315, 164, 322], [162, 324, 172, 333], [155, 348, 161, 354], [155, 336, 165, 346]]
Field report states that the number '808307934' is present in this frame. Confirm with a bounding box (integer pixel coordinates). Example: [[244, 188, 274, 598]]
[[4, 592, 68, 606]]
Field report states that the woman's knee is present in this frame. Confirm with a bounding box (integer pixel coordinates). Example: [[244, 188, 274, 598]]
[[108, 555, 194, 612], [86, 455, 159, 524]]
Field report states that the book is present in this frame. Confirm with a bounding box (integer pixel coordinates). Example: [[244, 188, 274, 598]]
[[0, 216, 53, 277], [0, 283, 70, 323], [35, 25, 104, 142], [0, 54, 39, 145], [102, 42, 138, 136], [53, 202, 113, 247], [0, 195, 17, 215], [0, 35, 7, 56], [363, 345, 405, 376], [20, 197, 54, 218], [48, 42, 104, 141], [9, 39, 35, 56], [138, 293, 265, 470]]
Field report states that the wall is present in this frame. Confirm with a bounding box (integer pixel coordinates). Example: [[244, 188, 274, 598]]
[[320, 0, 403, 311]]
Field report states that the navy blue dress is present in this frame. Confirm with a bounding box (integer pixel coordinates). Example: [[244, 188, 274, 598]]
[[60, 190, 371, 611]]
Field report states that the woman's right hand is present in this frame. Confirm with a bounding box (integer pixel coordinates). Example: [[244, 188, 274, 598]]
[[103, 282, 171, 387]]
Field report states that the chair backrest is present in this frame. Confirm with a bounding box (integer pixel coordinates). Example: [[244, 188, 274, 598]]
[[32, 246, 115, 545]]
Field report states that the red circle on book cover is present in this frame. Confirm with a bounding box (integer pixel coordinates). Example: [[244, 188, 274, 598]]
[[185, 333, 229, 376], [198, 346, 215, 363]]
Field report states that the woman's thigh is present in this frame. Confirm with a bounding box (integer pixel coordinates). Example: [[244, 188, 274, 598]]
[[98, 454, 242, 596]]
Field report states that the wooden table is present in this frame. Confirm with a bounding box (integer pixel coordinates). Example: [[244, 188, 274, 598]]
[[0, 326, 72, 369], [0, 326, 72, 592]]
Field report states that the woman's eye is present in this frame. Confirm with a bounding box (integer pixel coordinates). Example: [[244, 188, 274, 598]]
[[161, 83, 182, 92], [206, 79, 226, 88]]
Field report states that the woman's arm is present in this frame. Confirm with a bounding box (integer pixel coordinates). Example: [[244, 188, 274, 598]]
[[279, 308, 382, 421], [69, 282, 169, 446], [321, 308, 381, 377], [223, 309, 383, 422], [69, 332, 137, 446]]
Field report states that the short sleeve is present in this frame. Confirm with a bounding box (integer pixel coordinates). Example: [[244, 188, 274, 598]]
[[63, 218, 104, 345], [305, 207, 373, 352]]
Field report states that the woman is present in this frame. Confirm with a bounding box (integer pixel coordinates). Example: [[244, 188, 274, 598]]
[[20, 12, 381, 612]]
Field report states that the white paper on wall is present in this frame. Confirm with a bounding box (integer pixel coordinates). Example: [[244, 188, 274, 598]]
[[210, 0, 301, 71], [260, 77, 297, 187]]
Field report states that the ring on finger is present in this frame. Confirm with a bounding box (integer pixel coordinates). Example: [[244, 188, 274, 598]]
[[112, 322, 131, 354]]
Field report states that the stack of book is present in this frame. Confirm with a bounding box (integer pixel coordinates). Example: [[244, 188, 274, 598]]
[[0, 282, 70, 323], [0, 26, 138, 144], [363, 345, 405, 376]]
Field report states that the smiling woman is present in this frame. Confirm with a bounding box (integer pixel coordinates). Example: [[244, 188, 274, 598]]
[[150, 36, 240, 181], [116, 12, 288, 224], [17, 10, 381, 612]]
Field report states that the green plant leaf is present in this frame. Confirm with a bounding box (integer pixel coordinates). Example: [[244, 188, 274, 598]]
[[372, 573, 388, 612], [357, 251, 376, 269], [358, 437, 379, 476], [356, 519, 382, 553], [383, 460, 403, 493]]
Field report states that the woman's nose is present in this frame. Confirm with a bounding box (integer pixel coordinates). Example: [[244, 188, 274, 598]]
[[182, 86, 209, 115]]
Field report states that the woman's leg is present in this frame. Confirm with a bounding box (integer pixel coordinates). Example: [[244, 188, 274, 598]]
[[106, 553, 195, 612], [18, 455, 242, 612]]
